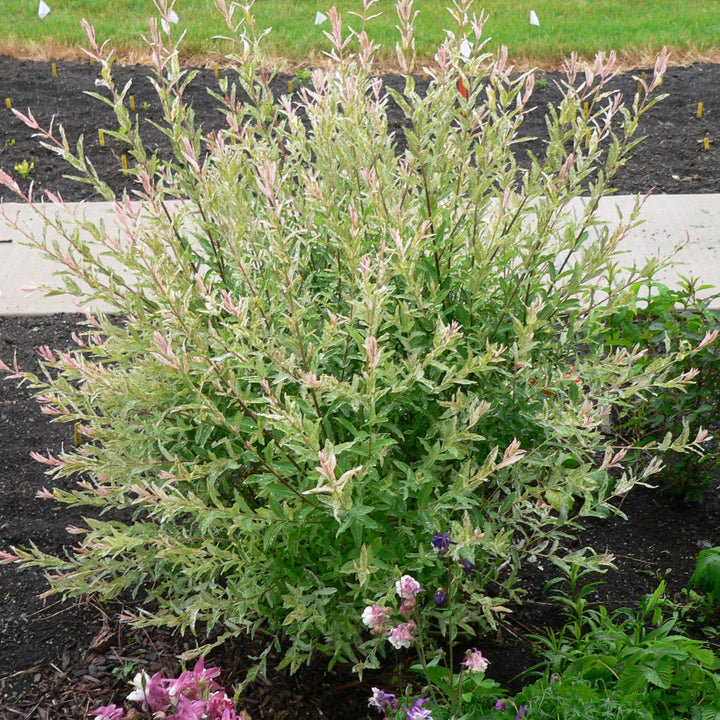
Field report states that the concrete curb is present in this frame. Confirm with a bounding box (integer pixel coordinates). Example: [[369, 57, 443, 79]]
[[1, 194, 719, 315]]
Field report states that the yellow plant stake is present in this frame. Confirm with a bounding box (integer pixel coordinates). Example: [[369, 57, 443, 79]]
[[214, 64, 219, 78], [5, 98, 11, 110], [288, 79, 294, 93], [90, 58, 95, 67], [704, 136, 710, 151], [51, 62, 57, 77], [129, 95, 136, 112], [74, 422, 82, 447], [697, 102, 704, 118], [98, 129, 105, 147], [583, 101, 589, 119], [121, 154, 128, 176], [636, 71, 645, 95]]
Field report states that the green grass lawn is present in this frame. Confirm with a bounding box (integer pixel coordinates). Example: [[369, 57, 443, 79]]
[[1, 0, 719, 64]]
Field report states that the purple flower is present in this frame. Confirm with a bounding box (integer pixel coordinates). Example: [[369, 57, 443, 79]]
[[495, 699, 508, 710], [432, 532, 456, 556], [92, 705, 126, 720], [514, 705, 529, 720], [368, 687, 398, 714], [462, 648, 490, 674], [362, 603, 391, 635], [396, 574, 424, 600], [434, 589, 447, 607], [404, 696, 433, 720], [387, 621, 416, 649], [459, 558, 474, 574]]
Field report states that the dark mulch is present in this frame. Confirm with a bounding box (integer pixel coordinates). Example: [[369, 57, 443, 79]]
[[0, 56, 719, 202], [1, 57, 720, 719]]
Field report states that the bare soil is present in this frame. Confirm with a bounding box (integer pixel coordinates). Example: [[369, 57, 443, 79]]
[[0, 58, 719, 202], [1, 58, 720, 719]]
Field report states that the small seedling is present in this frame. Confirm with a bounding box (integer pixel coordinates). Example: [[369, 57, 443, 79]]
[[4, 138, 15, 148], [290, 69, 312, 93], [536, 77, 550, 90], [14, 160, 34, 179]]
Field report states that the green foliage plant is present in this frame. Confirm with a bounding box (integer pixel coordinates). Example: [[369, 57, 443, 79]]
[[531, 572, 720, 719], [0, 0, 714, 680]]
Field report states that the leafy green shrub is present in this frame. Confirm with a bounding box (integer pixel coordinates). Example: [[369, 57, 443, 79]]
[[0, 0, 712, 678], [602, 278, 720, 500], [531, 576, 720, 719]]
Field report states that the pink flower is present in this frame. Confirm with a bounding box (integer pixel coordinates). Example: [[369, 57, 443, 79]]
[[126, 670, 170, 713], [399, 597, 417, 618], [387, 621, 416, 649], [167, 657, 223, 701], [362, 603, 391, 635], [395, 575, 424, 600], [93, 704, 126, 720], [462, 648, 490, 674], [170, 695, 207, 719]]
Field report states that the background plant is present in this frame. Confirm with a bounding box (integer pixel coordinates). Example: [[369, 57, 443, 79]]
[[0, 0, 713, 682], [602, 278, 720, 500]]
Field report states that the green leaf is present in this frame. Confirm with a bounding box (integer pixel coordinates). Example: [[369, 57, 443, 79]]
[[690, 547, 720, 603]]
